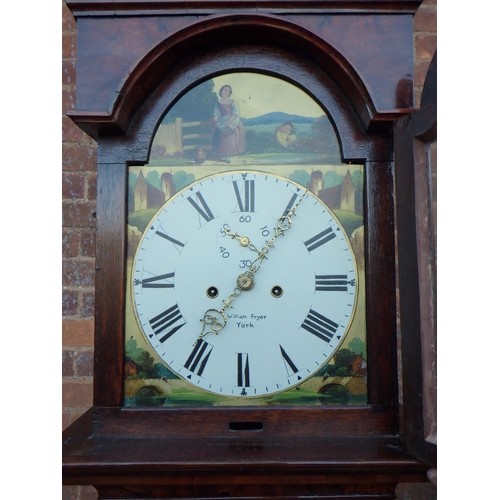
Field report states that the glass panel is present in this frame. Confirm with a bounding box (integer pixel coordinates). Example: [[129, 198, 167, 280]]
[[124, 72, 366, 407]]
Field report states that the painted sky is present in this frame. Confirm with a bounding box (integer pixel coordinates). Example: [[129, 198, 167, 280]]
[[212, 73, 325, 119]]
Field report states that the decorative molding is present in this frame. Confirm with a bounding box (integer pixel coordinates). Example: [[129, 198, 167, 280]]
[[67, 0, 423, 17]]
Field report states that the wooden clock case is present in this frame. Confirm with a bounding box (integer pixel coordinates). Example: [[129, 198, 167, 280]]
[[62, 1, 436, 498]]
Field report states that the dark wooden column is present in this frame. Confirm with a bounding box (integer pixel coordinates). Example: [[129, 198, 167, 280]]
[[365, 161, 398, 407], [94, 163, 127, 407]]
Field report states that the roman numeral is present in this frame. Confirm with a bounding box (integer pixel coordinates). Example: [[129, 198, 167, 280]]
[[187, 192, 214, 222], [184, 339, 213, 376], [141, 272, 175, 288], [315, 274, 351, 292], [282, 192, 298, 217], [279, 345, 299, 377], [301, 309, 339, 342], [303, 227, 336, 252], [233, 180, 255, 212], [155, 230, 185, 250], [149, 304, 185, 343], [237, 353, 250, 387]]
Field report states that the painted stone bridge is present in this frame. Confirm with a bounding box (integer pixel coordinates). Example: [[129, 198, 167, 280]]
[[125, 377, 184, 398], [299, 374, 367, 396]]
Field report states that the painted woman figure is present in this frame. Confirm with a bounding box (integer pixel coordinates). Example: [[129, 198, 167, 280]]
[[212, 85, 246, 160]]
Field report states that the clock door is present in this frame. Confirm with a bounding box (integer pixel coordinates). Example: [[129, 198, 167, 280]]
[[124, 73, 367, 408]]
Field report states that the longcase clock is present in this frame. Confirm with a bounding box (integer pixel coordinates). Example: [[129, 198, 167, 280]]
[[62, 1, 435, 498]]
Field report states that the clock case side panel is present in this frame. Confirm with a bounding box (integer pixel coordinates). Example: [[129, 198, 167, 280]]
[[93, 45, 398, 433], [393, 51, 437, 467], [93, 162, 128, 408]]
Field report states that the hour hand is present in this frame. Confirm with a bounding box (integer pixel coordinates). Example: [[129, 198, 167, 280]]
[[197, 309, 227, 342], [197, 285, 243, 341]]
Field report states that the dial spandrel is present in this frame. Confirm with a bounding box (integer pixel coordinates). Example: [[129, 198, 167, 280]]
[[130, 171, 359, 399]]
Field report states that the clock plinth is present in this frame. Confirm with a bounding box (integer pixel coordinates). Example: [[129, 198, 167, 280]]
[[63, 1, 436, 498]]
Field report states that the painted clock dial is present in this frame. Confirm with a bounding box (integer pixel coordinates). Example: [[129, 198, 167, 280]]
[[132, 171, 358, 397]]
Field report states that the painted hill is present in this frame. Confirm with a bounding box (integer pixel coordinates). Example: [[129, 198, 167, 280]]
[[241, 112, 317, 126]]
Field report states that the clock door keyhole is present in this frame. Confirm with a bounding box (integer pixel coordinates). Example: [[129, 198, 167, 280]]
[[229, 422, 264, 432]]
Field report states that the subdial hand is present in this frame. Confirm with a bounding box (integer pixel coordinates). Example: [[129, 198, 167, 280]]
[[223, 227, 260, 254]]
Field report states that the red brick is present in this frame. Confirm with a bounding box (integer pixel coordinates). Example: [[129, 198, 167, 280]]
[[414, 58, 432, 88], [87, 172, 98, 199], [80, 229, 96, 257], [62, 289, 79, 316], [414, 5, 437, 32], [81, 129, 96, 142], [64, 409, 87, 429], [62, 2, 77, 31], [82, 291, 96, 317], [63, 172, 86, 199], [62, 200, 97, 227], [62, 32, 76, 59], [63, 229, 80, 258], [62, 410, 72, 431], [62, 115, 84, 142], [63, 144, 98, 172], [62, 59, 76, 86], [62, 86, 76, 113], [63, 350, 75, 376], [62, 381, 93, 408], [63, 320, 95, 346], [414, 34, 437, 60], [413, 87, 423, 110], [76, 350, 94, 376], [63, 260, 96, 287]]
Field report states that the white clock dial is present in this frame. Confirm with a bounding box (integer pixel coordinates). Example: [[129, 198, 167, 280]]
[[132, 171, 358, 397]]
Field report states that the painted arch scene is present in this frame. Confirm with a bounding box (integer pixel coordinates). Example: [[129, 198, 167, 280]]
[[124, 72, 367, 407], [150, 72, 343, 166]]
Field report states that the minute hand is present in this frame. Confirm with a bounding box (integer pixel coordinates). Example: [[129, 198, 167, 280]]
[[223, 189, 307, 257], [197, 190, 308, 342]]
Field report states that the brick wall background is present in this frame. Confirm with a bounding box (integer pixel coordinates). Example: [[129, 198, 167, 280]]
[[62, 4, 98, 498], [61, 1, 437, 498]]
